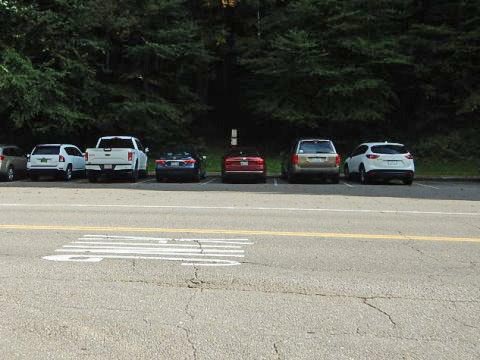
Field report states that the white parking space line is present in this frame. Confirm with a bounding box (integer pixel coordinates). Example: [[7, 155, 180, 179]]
[[273, 178, 278, 186], [43, 234, 253, 266], [200, 178, 216, 185], [416, 182, 440, 190], [1, 203, 478, 216], [342, 181, 354, 188]]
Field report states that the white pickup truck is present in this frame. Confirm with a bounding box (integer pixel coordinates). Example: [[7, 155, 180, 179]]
[[85, 136, 149, 182]]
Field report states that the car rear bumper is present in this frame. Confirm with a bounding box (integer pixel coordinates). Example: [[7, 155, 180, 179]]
[[156, 168, 198, 178], [367, 169, 414, 180], [292, 167, 339, 176], [223, 170, 266, 179], [87, 169, 134, 177], [28, 168, 65, 177]]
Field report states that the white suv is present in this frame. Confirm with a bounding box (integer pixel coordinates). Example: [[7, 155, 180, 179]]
[[344, 142, 415, 185], [28, 144, 86, 181]]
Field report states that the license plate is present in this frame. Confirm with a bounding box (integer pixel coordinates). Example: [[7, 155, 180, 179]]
[[170, 161, 179, 167], [387, 161, 399, 166], [104, 164, 113, 169], [240, 161, 248, 166], [41, 159, 48, 163]]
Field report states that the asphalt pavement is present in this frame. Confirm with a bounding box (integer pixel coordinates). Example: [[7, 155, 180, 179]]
[[0, 177, 479, 359]]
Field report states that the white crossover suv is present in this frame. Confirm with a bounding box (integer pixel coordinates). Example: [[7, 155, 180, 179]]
[[28, 144, 86, 181], [344, 142, 415, 185]]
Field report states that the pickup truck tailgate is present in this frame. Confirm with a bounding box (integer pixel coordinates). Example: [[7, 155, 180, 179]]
[[86, 149, 132, 164]]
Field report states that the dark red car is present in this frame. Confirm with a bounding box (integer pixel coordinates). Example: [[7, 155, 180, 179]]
[[221, 148, 266, 183]]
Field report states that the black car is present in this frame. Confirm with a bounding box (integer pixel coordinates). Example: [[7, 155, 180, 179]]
[[155, 146, 207, 182]]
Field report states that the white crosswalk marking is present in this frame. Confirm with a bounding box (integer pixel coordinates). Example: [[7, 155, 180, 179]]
[[43, 234, 253, 266]]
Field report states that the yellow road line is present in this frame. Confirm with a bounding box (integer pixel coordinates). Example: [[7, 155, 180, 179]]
[[0, 224, 479, 243]]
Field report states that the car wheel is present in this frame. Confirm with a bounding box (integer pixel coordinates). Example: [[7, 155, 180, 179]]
[[6, 166, 15, 182], [343, 164, 351, 181], [130, 163, 139, 183], [193, 171, 201, 183], [88, 173, 98, 183], [359, 165, 369, 185], [287, 171, 297, 184], [64, 165, 73, 181], [139, 169, 148, 179], [403, 178, 413, 185]]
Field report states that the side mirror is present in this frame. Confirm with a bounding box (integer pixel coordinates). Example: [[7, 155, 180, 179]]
[[145, 147, 150, 153]]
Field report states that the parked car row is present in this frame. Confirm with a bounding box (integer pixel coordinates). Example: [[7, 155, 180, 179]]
[[0, 137, 416, 185]]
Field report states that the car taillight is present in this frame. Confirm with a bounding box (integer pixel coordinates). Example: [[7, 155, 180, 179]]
[[366, 154, 380, 159], [84, 152, 88, 161], [291, 154, 299, 165], [155, 160, 166, 165], [185, 159, 196, 164], [335, 154, 341, 166], [0, 155, 4, 161], [128, 152, 133, 161], [59, 155, 65, 162], [405, 154, 414, 160]]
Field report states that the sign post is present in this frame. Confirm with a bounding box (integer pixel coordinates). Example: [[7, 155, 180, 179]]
[[231, 129, 238, 146]]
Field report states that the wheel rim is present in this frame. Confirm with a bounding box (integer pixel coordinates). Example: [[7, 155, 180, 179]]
[[67, 168, 72, 180], [8, 168, 14, 181], [360, 168, 365, 183]]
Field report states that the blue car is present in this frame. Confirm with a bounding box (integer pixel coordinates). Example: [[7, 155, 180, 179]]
[[155, 146, 207, 182]]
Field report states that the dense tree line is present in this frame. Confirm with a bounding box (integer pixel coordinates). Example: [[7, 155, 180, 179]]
[[0, 0, 478, 157]]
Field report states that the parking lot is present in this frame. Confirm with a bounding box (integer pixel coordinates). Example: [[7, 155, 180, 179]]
[[1, 178, 479, 359]]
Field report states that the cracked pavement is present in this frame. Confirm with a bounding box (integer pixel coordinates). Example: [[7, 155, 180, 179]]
[[0, 181, 479, 359]]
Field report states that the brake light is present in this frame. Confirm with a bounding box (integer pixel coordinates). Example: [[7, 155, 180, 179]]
[[0, 155, 4, 161], [405, 154, 414, 160], [335, 154, 341, 166], [184, 159, 196, 164], [366, 154, 380, 159], [84, 152, 88, 161], [256, 158, 265, 165], [128, 152, 133, 161], [291, 154, 299, 165], [155, 160, 166, 165], [59, 155, 65, 162]]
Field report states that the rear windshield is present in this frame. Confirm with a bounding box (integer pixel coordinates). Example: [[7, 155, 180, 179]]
[[226, 149, 260, 157], [98, 138, 133, 149], [298, 141, 334, 154], [160, 149, 194, 158], [32, 146, 60, 155], [371, 145, 407, 154]]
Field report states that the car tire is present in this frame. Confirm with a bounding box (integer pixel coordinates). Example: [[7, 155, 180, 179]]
[[343, 164, 351, 181], [193, 171, 201, 183], [139, 169, 148, 179], [88, 173, 98, 183], [403, 178, 413, 186], [63, 165, 73, 181], [287, 172, 296, 184], [6, 166, 15, 182], [359, 165, 369, 185], [130, 163, 139, 183]]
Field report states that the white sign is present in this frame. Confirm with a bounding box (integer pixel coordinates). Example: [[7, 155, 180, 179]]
[[43, 234, 253, 267]]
